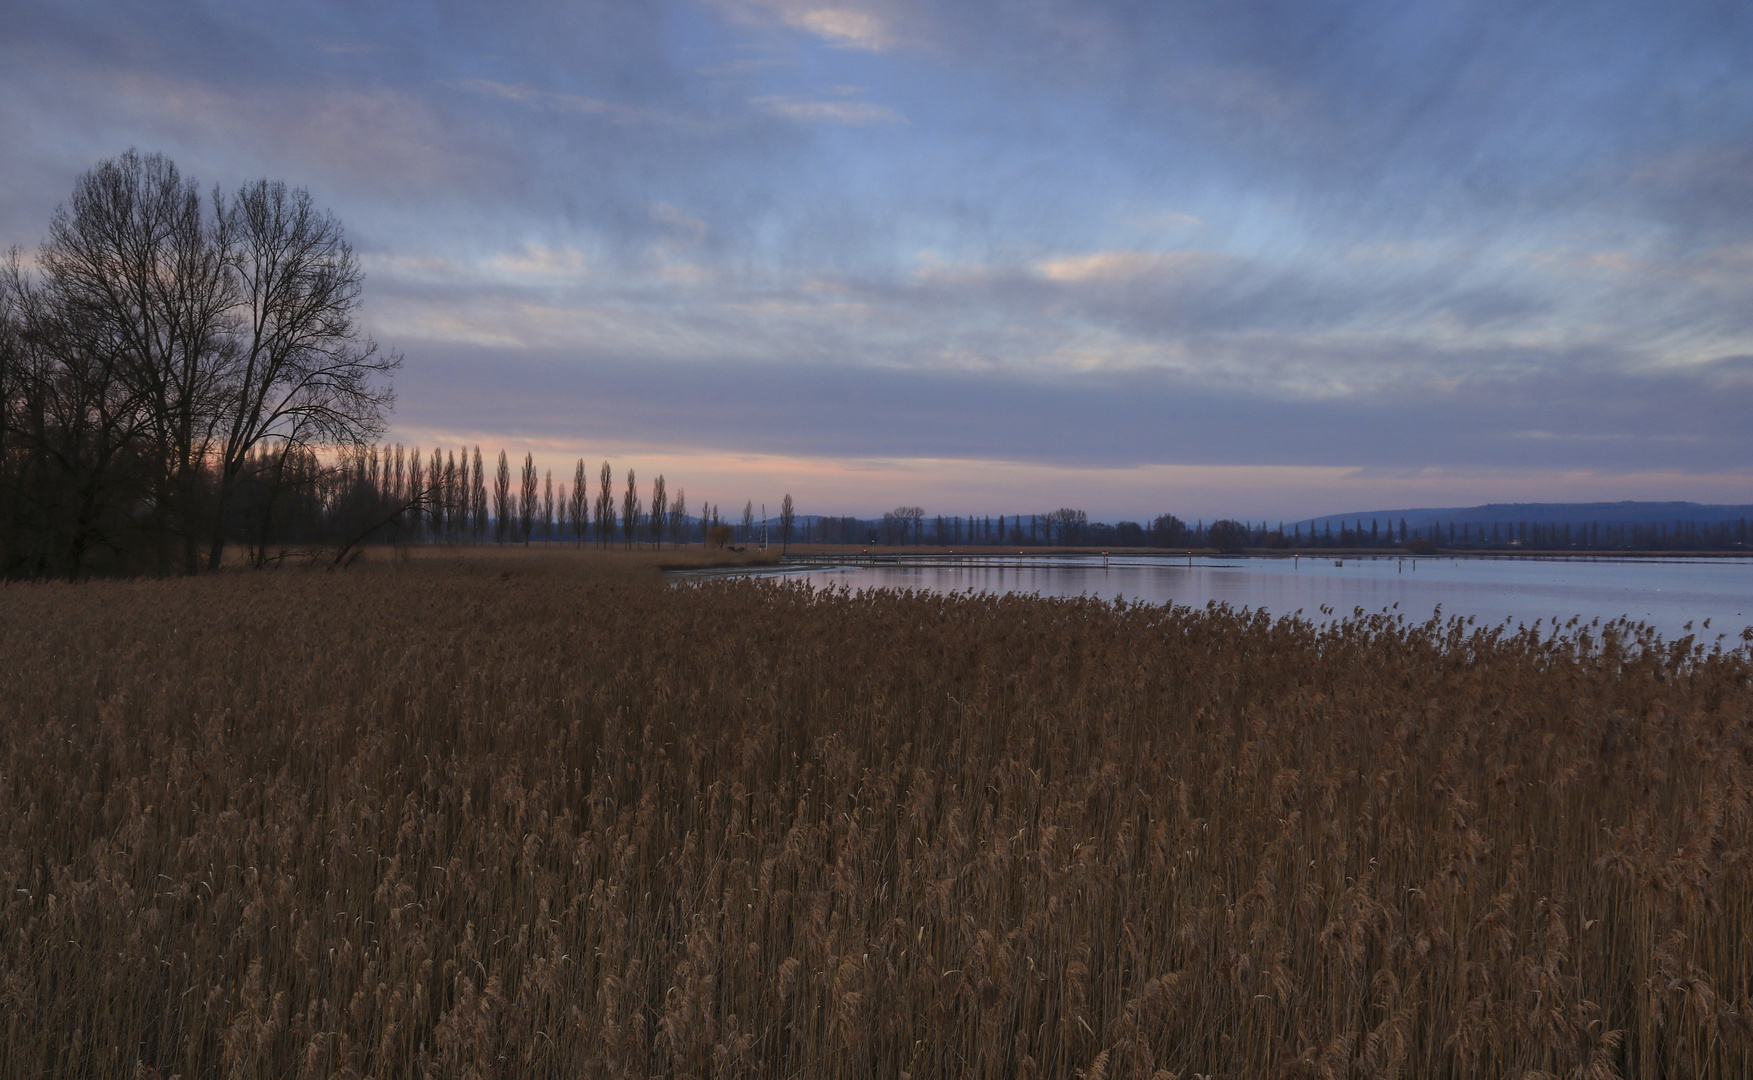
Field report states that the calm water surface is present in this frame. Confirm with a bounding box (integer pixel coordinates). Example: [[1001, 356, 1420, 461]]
[[762, 555, 1753, 643]]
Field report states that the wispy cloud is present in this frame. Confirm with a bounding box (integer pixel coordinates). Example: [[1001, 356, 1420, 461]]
[[650, 203, 708, 244], [752, 94, 905, 125], [712, 1, 911, 51], [456, 79, 690, 127], [1033, 251, 1203, 284], [486, 244, 590, 280]]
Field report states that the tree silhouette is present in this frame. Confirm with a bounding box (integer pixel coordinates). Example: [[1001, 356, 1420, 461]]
[[649, 474, 667, 550], [1207, 519, 1248, 554], [622, 469, 640, 549], [518, 453, 536, 545], [493, 451, 511, 543]]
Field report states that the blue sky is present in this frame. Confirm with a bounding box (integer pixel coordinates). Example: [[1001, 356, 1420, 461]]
[[4, 0, 1751, 519]]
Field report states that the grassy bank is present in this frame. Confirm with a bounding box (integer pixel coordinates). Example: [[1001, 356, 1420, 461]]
[[2, 554, 1750, 1077]]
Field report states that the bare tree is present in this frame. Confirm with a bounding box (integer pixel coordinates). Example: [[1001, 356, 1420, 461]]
[[1044, 508, 1087, 547], [0, 278, 24, 569], [493, 450, 511, 543], [594, 461, 614, 547], [452, 450, 468, 540], [741, 500, 754, 545], [621, 469, 640, 549], [568, 459, 586, 545], [1149, 513, 1186, 547], [1, 250, 157, 577], [428, 448, 444, 540], [519, 453, 536, 545], [779, 493, 796, 555], [1207, 519, 1249, 554], [0, 274, 16, 531], [407, 448, 425, 542], [668, 488, 687, 548], [433, 450, 449, 541], [882, 506, 924, 546], [206, 177, 395, 570], [442, 450, 458, 541], [32, 153, 237, 574], [542, 469, 554, 543], [471, 446, 487, 542], [880, 510, 903, 546], [648, 474, 667, 550], [324, 440, 445, 567]]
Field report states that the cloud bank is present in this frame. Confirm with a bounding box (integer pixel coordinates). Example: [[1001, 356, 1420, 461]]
[[3, 0, 1749, 515]]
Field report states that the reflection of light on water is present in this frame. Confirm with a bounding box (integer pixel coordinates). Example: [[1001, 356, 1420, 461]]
[[761, 555, 1753, 644]]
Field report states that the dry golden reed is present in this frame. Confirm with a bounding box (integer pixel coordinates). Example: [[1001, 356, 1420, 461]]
[[2, 554, 1750, 1078]]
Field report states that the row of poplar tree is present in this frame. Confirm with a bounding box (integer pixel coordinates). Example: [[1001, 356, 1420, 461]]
[[300, 442, 756, 555]]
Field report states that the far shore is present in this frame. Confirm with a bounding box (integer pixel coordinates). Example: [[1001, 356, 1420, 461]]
[[774, 543, 1753, 560], [212, 541, 1752, 577]]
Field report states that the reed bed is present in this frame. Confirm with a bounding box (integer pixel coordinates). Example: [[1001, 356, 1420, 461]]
[[2, 556, 1750, 1078]]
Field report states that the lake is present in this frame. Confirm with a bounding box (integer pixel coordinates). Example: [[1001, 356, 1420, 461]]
[[755, 554, 1753, 643]]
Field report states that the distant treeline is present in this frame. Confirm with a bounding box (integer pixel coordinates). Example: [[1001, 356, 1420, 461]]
[[198, 484, 1753, 560], [1261, 516, 1751, 553], [803, 508, 1172, 548], [794, 510, 1752, 553]]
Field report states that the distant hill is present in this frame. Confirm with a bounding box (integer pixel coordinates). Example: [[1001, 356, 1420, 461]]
[[1297, 501, 1753, 532]]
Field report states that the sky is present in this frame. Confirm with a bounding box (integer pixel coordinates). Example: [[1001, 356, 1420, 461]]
[[4, 0, 1752, 520]]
